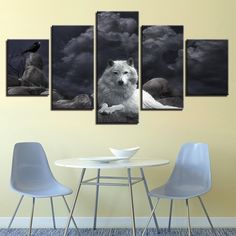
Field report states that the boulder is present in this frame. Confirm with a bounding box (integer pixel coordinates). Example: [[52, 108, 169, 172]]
[[52, 90, 63, 101], [20, 66, 48, 88], [20, 53, 48, 88], [53, 94, 92, 109], [8, 86, 46, 96], [40, 89, 49, 96], [143, 78, 171, 100], [74, 94, 92, 109]]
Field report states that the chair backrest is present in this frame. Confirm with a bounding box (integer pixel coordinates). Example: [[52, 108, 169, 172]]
[[166, 143, 212, 192], [11, 142, 56, 191]]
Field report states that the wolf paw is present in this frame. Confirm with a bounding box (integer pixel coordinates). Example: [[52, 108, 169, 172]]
[[99, 103, 124, 114], [99, 103, 109, 114]]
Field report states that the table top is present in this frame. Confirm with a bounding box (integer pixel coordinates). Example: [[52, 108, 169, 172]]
[[55, 158, 169, 169]]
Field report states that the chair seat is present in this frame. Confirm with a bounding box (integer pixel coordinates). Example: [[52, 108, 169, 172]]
[[12, 181, 72, 198], [149, 184, 209, 199]]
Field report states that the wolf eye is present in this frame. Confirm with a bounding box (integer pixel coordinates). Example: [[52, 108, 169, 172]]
[[113, 71, 118, 75], [124, 71, 128, 74]]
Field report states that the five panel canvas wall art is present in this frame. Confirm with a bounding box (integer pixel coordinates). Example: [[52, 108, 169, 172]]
[[7, 40, 49, 96], [141, 26, 184, 110], [51, 26, 94, 110], [5, 13, 229, 124], [96, 11, 139, 124]]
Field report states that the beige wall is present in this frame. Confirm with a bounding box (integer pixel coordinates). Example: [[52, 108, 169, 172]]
[[0, 0, 235, 218]]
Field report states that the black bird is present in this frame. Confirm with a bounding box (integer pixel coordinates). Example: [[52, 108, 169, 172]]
[[21, 41, 41, 55]]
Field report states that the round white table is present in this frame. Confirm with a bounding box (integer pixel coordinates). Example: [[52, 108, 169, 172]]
[[55, 158, 169, 236]]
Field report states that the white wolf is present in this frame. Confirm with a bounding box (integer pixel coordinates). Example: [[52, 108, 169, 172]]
[[98, 58, 178, 115]]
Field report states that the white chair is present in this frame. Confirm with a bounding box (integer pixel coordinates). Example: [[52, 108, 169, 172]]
[[8, 142, 79, 236], [142, 143, 217, 236]]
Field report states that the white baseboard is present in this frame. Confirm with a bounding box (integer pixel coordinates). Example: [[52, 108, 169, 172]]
[[1, 217, 236, 228]]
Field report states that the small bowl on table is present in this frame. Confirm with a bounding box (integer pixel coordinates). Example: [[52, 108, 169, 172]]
[[109, 147, 140, 160]]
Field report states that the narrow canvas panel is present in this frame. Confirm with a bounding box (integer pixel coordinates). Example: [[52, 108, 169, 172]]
[[7, 39, 49, 96], [96, 11, 139, 124], [51, 26, 94, 110], [186, 39, 228, 96], [141, 26, 184, 110]]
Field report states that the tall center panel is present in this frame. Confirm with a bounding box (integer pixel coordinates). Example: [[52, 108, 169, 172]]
[[96, 12, 139, 124]]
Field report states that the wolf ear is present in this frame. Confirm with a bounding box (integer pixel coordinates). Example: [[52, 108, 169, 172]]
[[108, 59, 114, 67], [127, 57, 134, 67]]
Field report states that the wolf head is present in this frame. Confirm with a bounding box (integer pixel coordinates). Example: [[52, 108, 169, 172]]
[[104, 58, 138, 87], [98, 58, 138, 104]]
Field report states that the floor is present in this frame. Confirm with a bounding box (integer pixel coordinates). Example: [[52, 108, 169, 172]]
[[0, 228, 235, 236]]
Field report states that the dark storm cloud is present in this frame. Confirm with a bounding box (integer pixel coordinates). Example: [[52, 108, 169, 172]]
[[141, 26, 183, 92], [52, 26, 94, 99], [62, 27, 93, 59], [97, 12, 139, 77], [186, 40, 228, 95]]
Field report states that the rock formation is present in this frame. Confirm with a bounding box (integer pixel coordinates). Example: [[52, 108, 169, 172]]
[[143, 78, 171, 100], [20, 53, 48, 88], [53, 94, 93, 109], [7, 52, 48, 96], [143, 78, 183, 108], [8, 86, 46, 96]]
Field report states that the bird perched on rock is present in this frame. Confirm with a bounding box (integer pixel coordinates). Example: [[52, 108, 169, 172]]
[[21, 41, 40, 55]]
